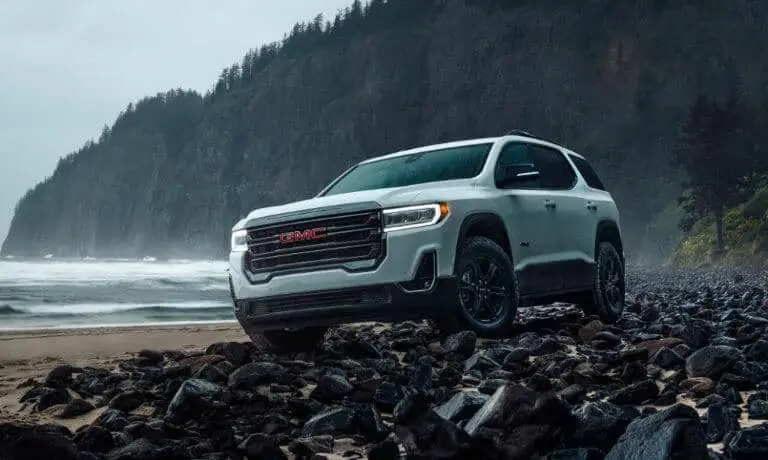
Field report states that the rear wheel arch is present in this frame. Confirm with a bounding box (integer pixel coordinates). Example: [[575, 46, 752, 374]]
[[595, 219, 623, 263]]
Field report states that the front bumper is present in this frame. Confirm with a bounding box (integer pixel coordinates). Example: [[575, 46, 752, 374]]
[[228, 221, 460, 331], [231, 276, 458, 331]]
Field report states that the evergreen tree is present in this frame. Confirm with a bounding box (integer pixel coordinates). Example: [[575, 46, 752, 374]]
[[674, 91, 754, 254]]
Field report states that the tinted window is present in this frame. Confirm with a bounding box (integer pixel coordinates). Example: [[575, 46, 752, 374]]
[[494, 143, 540, 188], [321, 143, 492, 196], [568, 154, 607, 191], [531, 145, 577, 189]]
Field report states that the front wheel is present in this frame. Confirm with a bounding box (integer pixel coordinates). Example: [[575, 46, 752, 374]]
[[581, 241, 625, 323], [246, 327, 328, 354], [432, 236, 519, 337]]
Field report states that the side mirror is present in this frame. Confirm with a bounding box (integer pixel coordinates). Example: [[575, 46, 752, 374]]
[[496, 163, 540, 188]]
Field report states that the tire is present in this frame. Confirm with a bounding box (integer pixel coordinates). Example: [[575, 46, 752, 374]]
[[434, 236, 519, 337], [581, 241, 626, 323], [245, 327, 328, 354]]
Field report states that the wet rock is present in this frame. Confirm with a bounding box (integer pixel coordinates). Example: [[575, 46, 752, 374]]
[[464, 352, 501, 374], [650, 347, 684, 369], [73, 426, 115, 453], [355, 403, 389, 442], [478, 378, 508, 395], [636, 338, 684, 357], [206, 341, 250, 366], [238, 433, 288, 459], [165, 378, 221, 423], [58, 398, 95, 418], [44, 364, 81, 388], [607, 379, 659, 405], [194, 362, 227, 383], [435, 390, 489, 422], [178, 354, 226, 374], [443, 331, 477, 357], [394, 403, 484, 459], [301, 407, 356, 437], [724, 424, 768, 459], [0, 428, 79, 460], [605, 404, 708, 460], [31, 387, 72, 412], [137, 349, 165, 365], [464, 384, 538, 435], [94, 409, 130, 431], [373, 382, 413, 412], [571, 401, 639, 452], [108, 390, 145, 412], [686, 346, 741, 379], [106, 438, 161, 460], [490, 393, 576, 459], [578, 320, 604, 342], [706, 402, 739, 443], [289, 434, 334, 456], [228, 361, 285, 389], [681, 377, 716, 397], [311, 374, 353, 402]]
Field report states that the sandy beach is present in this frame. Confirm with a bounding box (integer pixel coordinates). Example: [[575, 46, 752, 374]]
[[0, 323, 248, 427]]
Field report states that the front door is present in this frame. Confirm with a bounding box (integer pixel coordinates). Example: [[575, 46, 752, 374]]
[[493, 142, 563, 295]]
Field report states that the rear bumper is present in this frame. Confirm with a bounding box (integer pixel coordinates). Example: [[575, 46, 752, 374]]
[[230, 275, 458, 331]]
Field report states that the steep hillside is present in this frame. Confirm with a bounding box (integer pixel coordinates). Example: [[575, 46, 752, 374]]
[[4, 0, 768, 259], [673, 188, 768, 267]]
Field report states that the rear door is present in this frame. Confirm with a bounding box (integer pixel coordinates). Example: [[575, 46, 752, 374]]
[[566, 152, 614, 273], [493, 142, 563, 295]]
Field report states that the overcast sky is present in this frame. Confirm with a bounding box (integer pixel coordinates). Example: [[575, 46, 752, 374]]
[[0, 0, 353, 245]]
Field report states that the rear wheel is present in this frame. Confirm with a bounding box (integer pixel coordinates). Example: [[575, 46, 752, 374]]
[[580, 241, 625, 323], [246, 327, 328, 354], [432, 236, 519, 337]]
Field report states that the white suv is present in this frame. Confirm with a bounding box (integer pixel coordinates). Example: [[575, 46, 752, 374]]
[[227, 132, 625, 352]]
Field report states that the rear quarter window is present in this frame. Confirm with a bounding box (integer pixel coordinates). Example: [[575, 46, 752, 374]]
[[568, 154, 607, 191]]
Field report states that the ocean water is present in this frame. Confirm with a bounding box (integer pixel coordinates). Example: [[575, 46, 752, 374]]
[[0, 258, 235, 330]]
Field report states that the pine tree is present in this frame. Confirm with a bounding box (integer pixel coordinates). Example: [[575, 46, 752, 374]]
[[674, 91, 754, 255]]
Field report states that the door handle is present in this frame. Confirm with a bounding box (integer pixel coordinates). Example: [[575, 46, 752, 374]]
[[586, 201, 598, 212], [544, 199, 557, 210]]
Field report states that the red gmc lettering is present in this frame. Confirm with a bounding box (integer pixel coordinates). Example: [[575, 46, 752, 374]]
[[279, 227, 327, 243]]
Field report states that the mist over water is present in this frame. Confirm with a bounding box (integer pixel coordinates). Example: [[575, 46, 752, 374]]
[[0, 258, 234, 329]]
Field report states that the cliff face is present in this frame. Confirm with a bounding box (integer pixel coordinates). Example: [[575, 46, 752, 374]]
[[3, 0, 768, 260]]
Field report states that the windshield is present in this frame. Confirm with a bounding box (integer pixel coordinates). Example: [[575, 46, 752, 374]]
[[321, 143, 493, 196]]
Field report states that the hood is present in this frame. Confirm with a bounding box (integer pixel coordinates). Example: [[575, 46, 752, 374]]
[[232, 181, 483, 230]]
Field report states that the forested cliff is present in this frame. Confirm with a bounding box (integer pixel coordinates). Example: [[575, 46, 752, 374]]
[[3, 0, 768, 260]]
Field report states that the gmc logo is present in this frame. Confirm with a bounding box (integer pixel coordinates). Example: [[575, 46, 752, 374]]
[[279, 227, 327, 244]]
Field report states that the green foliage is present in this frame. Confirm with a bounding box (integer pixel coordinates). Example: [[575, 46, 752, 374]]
[[672, 188, 768, 266], [673, 90, 758, 236], [742, 188, 768, 219]]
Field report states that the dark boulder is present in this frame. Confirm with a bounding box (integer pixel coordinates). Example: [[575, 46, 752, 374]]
[[164, 378, 221, 424], [0, 428, 78, 460], [685, 346, 741, 380], [605, 404, 708, 460]]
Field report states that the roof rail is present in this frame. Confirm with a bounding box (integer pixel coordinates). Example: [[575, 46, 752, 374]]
[[505, 129, 540, 139]]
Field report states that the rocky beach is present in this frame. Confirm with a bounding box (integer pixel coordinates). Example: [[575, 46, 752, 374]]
[[2, 266, 768, 460]]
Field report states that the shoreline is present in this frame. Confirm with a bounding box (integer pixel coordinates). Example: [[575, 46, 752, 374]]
[[0, 322, 248, 363], [0, 319, 237, 335]]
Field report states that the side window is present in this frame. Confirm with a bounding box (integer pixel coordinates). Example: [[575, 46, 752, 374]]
[[530, 145, 577, 189], [494, 142, 540, 188], [568, 154, 607, 191]]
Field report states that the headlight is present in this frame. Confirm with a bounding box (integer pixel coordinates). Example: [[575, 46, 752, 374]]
[[231, 229, 248, 252], [383, 203, 449, 232]]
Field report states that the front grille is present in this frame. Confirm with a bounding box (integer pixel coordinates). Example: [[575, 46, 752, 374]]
[[245, 286, 392, 316], [244, 210, 384, 275]]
